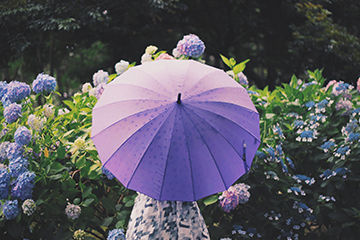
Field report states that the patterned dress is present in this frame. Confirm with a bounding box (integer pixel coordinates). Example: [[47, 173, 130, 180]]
[[126, 193, 210, 240]]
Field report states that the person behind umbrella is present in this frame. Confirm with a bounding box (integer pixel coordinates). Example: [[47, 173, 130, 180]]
[[126, 192, 210, 239]]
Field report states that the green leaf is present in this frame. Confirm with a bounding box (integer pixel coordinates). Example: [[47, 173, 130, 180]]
[[63, 100, 75, 110], [73, 198, 81, 205], [124, 199, 134, 207], [115, 220, 126, 229], [82, 198, 94, 207], [102, 217, 114, 227], [220, 54, 231, 67], [203, 194, 218, 206], [57, 145, 66, 159]]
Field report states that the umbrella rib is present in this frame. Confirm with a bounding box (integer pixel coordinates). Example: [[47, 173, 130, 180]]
[[135, 69, 173, 96], [126, 105, 177, 189], [91, 103, 171, 139], [186, 102, 260, 142], [159, 107, 178, 201], [178, 107, 196, 201], [182, 108, 228, 191], [184, 106, 249, 171], [102, 105, 174, 170]]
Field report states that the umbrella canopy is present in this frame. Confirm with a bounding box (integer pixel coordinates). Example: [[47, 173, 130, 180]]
[[91, 60, 260, 201]]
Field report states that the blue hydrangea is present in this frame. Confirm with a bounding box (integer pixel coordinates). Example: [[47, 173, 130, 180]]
[[11, 171, 35, 200], [102, 166, 114, 180], [6, 143, 24, 160], [0, 141, 10, 162], [293, 174, 315, 185], [320, 169, 335, 180], [175, 34, 205, 58], [334, 167, 350, 176], [0, 81, 7, 98], [0, 167, 10, 184], [32, 73, 57, 94], [4, 81, 30, 103], [293, 120, 304, 128], [255, 151, 266, 159], [320, 140, 335, 152], [304, 101, 315, 109], [334, 146, 350, 159], [347, 132, 360, 142], [3, 103, 22, 123], [286, 157, 295, 169], [0, 182, 9, 199], [280, 158, 288, 173], [9, 157, 28, 178], [3, 200, 19, 220], [14, 126, 32, 146], [107, 229, 126, 240]]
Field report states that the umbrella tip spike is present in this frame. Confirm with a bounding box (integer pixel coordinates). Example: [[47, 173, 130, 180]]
[[177, 93, 182, 104]]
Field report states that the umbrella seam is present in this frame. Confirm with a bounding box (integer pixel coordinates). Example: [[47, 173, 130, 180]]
[[159, 107, 178, 201], [183, 69, 223, 96], [93, 99, 170, 112], [126, 105, 177, 189], [186, 102, 261, 142], [184, 106, 252, 174], [101, 104, 174, 172], [91, 103, 172, 139], [179, 106, 197, 201], [136, 68, 174, 97], [182, 107, 228, 191]]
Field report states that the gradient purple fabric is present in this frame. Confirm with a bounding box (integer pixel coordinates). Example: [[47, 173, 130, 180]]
[[91, 60, 260, 201]]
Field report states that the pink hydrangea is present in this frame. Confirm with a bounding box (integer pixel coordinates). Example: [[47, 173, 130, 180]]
[[156, 53, 175, 61], [357, 77, 360, 92]]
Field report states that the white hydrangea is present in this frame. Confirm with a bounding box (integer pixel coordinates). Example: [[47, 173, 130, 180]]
[[27, 114, 45, 132], [92, 70, 109, 87], [172, 48, 181, 58], [81, 83, 92, 93], [141, 53, 152, 64], [115, 60, 129, 75], [145, 45, 158, 55], [43, 104, 54, 118]]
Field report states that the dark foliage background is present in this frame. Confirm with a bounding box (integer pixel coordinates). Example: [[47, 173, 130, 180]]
[[1, 0, 360, 91]]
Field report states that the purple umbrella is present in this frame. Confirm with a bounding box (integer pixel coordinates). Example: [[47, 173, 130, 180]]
[[91, 60, 260, 201]]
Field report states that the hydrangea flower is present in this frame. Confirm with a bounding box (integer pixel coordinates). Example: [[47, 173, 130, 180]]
[[336, 98, 353, 112], [9, 157, 28, 178], [65, 203, 81, 220], [14, 126, 32, 146], [115, 60, 129, 75], [265, 171, 279, 181], [0, 167, 10, 185], [286, 157, 295, 169], [293, 201, 313, 214], [357, 77, 360, 92], [304, 101, 315, 109], [320, 169, 336, 180], [102, 166, 114, 180], [346, 132, 360, 142], [264, 210, 282, 221], [255, 150, 266, 160], [141, 53, 152, 64], [273, 125, 285, 139], [145, 45, 158, 55], [107, 229, 126, 240], [4, 103, 22, 123], [280, 158, 288, 173], [287, 186, 305, 196], [81, 83, 93, 93], [32, 73, 57, 93], [334, 167, 350, 178], [319, 195, 336, 202], [27, 114, 45, 132], [264, 147, 276, 162], [342, 120, 358, 135], [293, 120, 304, 129], [175, 34, 205, 58], [22, 199, 36, 216], [0, 81, 7, 98], [6, 142, 24, 160], [93, 70, 109, 87], [43, 104, 54, 118], [352, 108, 360, 118], [11, 171, 35, 200], [292, 175, 315, 185], [334, 146, 350, 160], [74, 229, 87, 240], [0, 182, 9, 199], [3, 200, 19, 220], [219, 183, 250, 212], [156, 53, 175, 61], [0, 141, 10, 161], [320, 139, 336, 152], [296, 130, 318, 142], [4, 81, 31, 103]]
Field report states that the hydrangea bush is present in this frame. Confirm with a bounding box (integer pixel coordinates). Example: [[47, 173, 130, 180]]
[[0, 33, 359, 240]]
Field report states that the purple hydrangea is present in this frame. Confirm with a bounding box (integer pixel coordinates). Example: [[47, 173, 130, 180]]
[[107, 229, 126, 240], [14, 126, 32, 146], [238, 72, 249, 85], [0, 167, 10, 199], [9, 157, 28, 178], [4, 81, 31, 103], [65, 203, 81, 220], [32, 73, 57, 94], [3, 103, 22, 123], [3, 200, 19, 220], [11, 171, 35, 200], [0, 81, 7, 98], [219, 183, 250, 212], [102, 166, 114, 180], [0, 141, 10, 162], [0, 182, 8, 199], [6, 142, 24, 160], [175, 34, 205, 58]]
